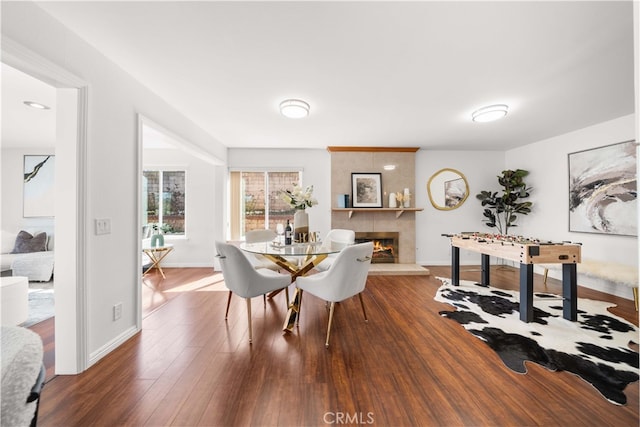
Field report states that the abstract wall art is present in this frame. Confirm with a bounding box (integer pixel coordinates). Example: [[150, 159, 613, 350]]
[[23, 155, 55, 217], [568, 140, 636, 236]]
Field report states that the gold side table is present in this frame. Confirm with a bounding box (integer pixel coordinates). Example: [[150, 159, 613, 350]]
[[142, 243, 174, 279]]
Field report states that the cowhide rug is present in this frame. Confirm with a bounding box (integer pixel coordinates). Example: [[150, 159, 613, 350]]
[[435, 277, 639, 405]]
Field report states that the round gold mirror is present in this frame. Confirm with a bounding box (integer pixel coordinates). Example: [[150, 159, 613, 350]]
[[427, 168, 469, 210]]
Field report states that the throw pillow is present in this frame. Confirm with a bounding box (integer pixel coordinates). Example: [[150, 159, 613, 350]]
[[10, 230, 47, 254]]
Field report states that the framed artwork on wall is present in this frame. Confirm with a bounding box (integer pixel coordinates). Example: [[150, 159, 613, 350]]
[[24, 155, 55, 217], [351, 172, 382, 208], [568, 140, 636, 236]]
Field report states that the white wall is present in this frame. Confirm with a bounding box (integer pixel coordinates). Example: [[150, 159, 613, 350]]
[[1, 147, 55, 236], [506, 114, 637, 298], [227, 148, 332, 239], [415, 150, 506, 265], [144, 148, 217, 267], [2, 2, 227, 368]]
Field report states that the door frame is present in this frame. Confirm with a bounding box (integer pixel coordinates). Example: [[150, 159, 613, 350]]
[[2, 37, 89, 374]]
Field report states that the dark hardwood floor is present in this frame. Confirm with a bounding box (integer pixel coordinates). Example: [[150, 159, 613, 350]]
[[32, 266, 638, 426]]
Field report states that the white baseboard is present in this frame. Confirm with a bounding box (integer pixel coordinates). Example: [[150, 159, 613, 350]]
[[88, 325, 139, 368]]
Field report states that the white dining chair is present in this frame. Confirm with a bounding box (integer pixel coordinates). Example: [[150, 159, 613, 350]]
[[295, 241, 373, 348], [215, 241, 291, 344], [315, 229, 355, 271], [245, 229, 279, 271]]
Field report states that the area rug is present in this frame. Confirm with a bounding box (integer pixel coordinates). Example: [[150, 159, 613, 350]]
[[435, 277, 639, 405], [23, 286, 54, 327]]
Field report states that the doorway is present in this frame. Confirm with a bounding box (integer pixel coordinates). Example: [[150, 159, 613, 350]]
[[1, 64, 56, 330], [2, 38, 89, 375]]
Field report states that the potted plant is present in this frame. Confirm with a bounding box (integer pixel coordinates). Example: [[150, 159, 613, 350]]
[[476, 169, 533, 235]]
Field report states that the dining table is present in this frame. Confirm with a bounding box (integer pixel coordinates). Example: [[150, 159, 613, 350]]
[[240, 240, 342, 332]]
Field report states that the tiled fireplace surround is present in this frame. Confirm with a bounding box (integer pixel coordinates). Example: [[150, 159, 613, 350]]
[[329, 147, 419, 264]]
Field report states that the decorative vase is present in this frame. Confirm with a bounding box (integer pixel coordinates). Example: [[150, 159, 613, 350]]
[[388, 193, 397, 208], [293, 209, 309, 242], [403, 188, 411, 208], [151, 233, 164, 247]]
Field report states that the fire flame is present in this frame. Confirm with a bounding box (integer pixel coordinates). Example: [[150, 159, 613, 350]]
[[372, 240, 394, 255]]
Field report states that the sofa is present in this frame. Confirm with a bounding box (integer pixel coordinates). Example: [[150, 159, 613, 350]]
[[1, 230, 54, 282], [1, 325, 45, 427]]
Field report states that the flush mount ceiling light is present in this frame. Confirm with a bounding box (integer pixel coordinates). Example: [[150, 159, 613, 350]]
[[472, 104, 508, 123], [279, 99, 310, 119], [23, 101, 50, 110]]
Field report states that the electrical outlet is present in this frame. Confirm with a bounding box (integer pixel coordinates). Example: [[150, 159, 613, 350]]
[[113, 302, 122, 321], [95, 218, 111, 235]]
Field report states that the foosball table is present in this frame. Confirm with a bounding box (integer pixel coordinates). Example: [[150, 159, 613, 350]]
[[444, 232, 582, 322]]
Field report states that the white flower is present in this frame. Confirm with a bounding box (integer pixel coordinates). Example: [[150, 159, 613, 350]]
[[282, 183, 318, 210]]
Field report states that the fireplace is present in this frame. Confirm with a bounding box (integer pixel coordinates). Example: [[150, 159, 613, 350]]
[[354, 232, 399, 264]]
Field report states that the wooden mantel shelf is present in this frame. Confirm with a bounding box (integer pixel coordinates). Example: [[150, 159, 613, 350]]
[[332, 207, 424, 219], [327, 146, 419, 152]]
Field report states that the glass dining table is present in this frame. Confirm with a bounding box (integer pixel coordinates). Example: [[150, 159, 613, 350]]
[[240, 241, 342, 332]]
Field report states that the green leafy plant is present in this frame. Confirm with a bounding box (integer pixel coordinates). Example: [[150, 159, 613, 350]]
[[150, 222, 173, 234], [476, 169, 533, 235]]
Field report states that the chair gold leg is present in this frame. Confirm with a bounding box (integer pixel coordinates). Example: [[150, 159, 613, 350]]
[[325, 301, 336, 348], [543, 268, 549, 286], [246, 298, 253, 344], [285, 286, 290, 307], [633, 287, 638, 311], [358, 293, 368, 322], [225, 291, 233, 319]]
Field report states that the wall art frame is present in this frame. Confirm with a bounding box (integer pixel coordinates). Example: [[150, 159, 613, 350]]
[[568, 140, 636, 236], [351, 172, 383, 208], [23, 155, 55, 217]]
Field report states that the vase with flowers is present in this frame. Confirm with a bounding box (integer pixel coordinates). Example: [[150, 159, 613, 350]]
[[281, 184, 318, 242], [395, 189, 412, 208]]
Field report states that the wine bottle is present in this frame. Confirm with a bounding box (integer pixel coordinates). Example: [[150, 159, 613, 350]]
[[285, 220, 292, 245]]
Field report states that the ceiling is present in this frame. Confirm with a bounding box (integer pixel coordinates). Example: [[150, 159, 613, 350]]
[[4, 1, 635, 151], [1, 63, 57, 148]]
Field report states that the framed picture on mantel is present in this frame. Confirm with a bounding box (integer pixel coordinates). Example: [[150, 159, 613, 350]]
[[351, 172, 382, 208]]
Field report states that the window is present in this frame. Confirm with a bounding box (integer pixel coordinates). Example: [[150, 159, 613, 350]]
[[143, 170, 186, 235], [229, 170, 301, 240]]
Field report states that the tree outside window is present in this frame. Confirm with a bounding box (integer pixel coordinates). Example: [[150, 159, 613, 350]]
[[230, 170, 301, 239], [143, 170, 185, 235]]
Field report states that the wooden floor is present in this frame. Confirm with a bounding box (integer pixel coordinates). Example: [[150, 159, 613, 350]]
[[33, 266, 638, 426]]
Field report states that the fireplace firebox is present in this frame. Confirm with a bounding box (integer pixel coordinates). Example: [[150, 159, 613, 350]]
[[354, 232, 399, 264]]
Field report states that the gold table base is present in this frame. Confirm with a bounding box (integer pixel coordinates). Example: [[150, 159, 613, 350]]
[[262, 251, 328, 332]]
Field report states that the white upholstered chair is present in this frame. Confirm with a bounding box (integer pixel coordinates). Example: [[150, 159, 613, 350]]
[[215, 241, 291, 344], [315, 229, 355, 272], [245, 229, 279, 271], [295, 241, 373, 348]]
